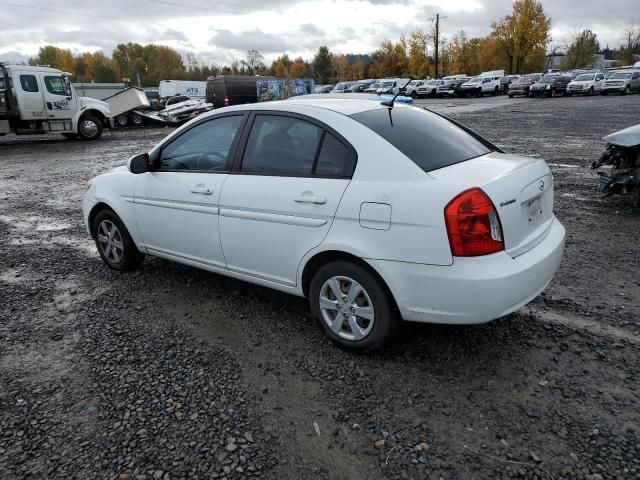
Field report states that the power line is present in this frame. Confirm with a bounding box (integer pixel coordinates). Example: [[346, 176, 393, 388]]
[[141, 0, 278, 15], [429, 13, 447, 78], [0, 1, 169, 27]]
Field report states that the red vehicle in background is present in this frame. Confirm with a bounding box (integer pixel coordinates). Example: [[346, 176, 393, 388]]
[[508, 75, 542, 98]]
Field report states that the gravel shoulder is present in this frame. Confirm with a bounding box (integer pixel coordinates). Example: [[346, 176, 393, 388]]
[[1, 96, 639, 480]]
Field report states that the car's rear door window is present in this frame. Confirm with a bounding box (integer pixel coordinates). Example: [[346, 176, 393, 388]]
[[241, 114, 323, 176], [314, 132, 356, 177], [350, 106, 493, 172]]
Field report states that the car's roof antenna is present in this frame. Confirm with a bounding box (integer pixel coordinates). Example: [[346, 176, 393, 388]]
[[381, 78, 412, 108]]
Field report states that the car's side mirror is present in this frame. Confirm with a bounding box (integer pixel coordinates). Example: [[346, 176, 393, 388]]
[[128, 153, 150, 174]]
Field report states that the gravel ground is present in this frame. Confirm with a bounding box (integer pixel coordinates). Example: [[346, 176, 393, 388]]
[[1, 94, 639, 480]]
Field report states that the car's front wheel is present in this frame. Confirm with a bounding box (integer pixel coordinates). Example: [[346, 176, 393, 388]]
[[309, 261, 397, 352], [92, 209, 144, 271]]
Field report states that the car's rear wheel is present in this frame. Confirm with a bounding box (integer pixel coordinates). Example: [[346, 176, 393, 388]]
[[92, 209, 144, 271], [309, 261, 397, 352]]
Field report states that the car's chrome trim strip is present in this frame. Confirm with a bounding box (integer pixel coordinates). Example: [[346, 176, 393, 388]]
[[219, 208, 327, 227], [133, 197, 219, 215]]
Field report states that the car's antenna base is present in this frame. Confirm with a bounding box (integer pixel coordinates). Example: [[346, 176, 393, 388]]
[[381, 79, 413, 107]]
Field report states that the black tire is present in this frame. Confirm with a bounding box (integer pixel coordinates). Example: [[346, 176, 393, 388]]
[[624, 85, 630, 95], [78, 115, 103, 140], [508, 94, 514, 98], [309, 261, 398, 352], [588, 87, 594, 96], [62, 133, 78, 139], [115, 115, 128, 127], [92, 209, 144, 271], [410, 91, 417, 99], [131, 113, 144, 126], [493, 86, 498, 96]]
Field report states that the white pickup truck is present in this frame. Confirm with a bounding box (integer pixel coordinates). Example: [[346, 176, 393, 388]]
[[0, 64, 112, 140], [458, 70, 504, 97]]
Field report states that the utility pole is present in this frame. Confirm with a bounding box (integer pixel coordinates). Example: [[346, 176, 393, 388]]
[[430, 13, 447, 79]]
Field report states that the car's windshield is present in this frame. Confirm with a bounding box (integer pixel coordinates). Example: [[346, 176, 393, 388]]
[[334, 83, 349, 90], [369, 83, 380, 88], [539, 76, 556, 84], [611, 72, 632, 79], [379, 81, 394, 87], [574, 74, 595, 81], [466, 78, 481, 84], [350, 106, 494, 173]]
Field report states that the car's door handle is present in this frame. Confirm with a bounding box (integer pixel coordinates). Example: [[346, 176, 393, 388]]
[[294, 195, 327, 205], [190, 187, 213, 195]]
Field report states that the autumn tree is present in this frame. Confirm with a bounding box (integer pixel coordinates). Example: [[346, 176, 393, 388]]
[[448, 30, 481, 76], [312, 46, 333, 83], [621, 20, 640, 64], [271, 54, 292, 78], [241, 50, 265, 75], [331, 54, 350, 81], [406, 29, 430, 78], [31, 46, 75, 73], [490, 0, 551, 74], [370, 40, 408, 78], [563, 29, 599, 69], [289, 57, 311, 78]]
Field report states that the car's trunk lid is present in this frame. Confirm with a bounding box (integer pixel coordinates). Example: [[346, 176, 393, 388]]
[[429, 152, 554, 258]]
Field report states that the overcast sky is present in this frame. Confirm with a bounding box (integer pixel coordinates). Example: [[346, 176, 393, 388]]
[[0, 0, 635, 66]]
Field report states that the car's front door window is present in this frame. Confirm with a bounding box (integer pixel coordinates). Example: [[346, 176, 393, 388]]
[[158, 115, 243, 172]]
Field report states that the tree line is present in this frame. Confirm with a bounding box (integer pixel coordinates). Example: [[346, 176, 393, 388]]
[[24, 0, 639, 87]]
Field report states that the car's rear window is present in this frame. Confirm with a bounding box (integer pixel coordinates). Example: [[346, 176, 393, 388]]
[[349, 106, 493, 172]]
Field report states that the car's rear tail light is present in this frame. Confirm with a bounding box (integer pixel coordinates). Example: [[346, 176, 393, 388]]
[[444, 188, 504, 257], [224, 96, 229, 106]]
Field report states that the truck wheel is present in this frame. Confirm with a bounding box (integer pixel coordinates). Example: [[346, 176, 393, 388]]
[[78, 115, 103, 140], [131, 113, 143, 126], [115, 115, 128, 127]]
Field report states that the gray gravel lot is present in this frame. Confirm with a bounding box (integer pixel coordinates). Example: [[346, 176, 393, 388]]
[[1, 95, 639, 480]]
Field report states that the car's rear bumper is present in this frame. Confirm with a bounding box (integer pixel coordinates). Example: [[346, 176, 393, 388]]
[[369, 216, 565, 324]]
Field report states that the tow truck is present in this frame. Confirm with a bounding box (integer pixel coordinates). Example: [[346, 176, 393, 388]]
[[0, 63, 112, 140]]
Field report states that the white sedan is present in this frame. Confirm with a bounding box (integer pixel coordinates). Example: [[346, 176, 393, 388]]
[[83, 98, 565, 351]]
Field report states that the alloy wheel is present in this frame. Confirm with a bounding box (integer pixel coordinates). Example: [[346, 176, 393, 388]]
[[319, 276, 375, 341], [80, 120, 98, 138], [97, 220, 124, 264]]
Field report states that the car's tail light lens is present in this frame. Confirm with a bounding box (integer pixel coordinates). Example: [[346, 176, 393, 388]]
[[444, 188, 504, 257], [224, 95, 229, 106]]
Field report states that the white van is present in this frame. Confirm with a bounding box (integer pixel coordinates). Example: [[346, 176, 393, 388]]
[[159, 80, 207, 99]]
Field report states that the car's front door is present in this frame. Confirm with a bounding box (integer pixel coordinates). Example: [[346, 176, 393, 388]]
[[133, 113, 245, 269], [219, 112, 357, 286]]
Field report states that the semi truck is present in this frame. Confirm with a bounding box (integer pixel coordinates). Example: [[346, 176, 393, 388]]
[[0, 63, 112, 140]]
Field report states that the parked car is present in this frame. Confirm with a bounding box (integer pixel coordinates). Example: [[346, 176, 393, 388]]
[[83, 98, 565, 352], [436, 78, 467, 98], [529, 75, 571, 97], [314, 85, 335, 94], [601, 71, 640, 95], [331, 82, 353, 93], [346, 80, 376, 93], [403, 80, 426, 98], [499, 75, 519, 94], [376, 79, 398, 95], [417, 79, 446, 98], [507, 75, 541, 97], [364, 82, 380, 93], [566, 72, 605, 96]]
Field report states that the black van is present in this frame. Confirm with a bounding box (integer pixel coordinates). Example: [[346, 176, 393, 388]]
[[206, 75, 276, 108]]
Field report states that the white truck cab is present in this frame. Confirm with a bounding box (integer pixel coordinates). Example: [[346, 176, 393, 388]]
[[0, 64, 112, 139]]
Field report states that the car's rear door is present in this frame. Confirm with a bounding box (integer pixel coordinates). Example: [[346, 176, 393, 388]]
[[219, 111, 356, 286], [133, 113, 246, 268]]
